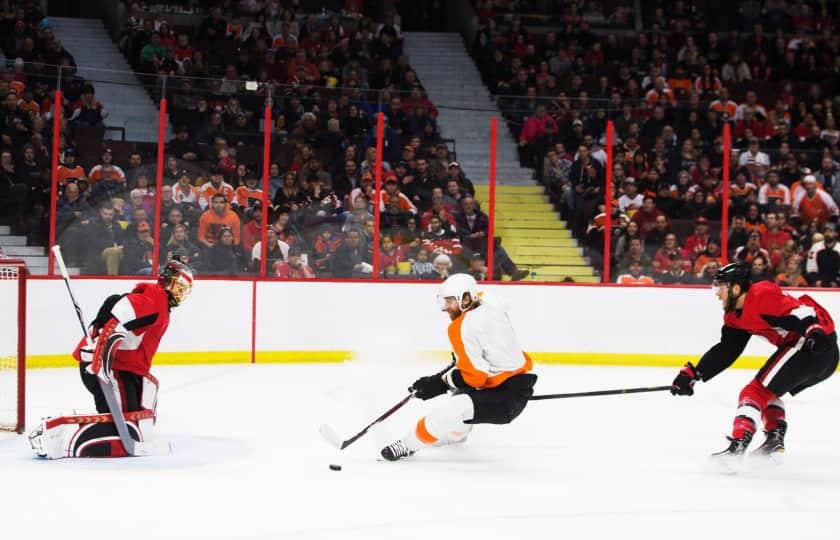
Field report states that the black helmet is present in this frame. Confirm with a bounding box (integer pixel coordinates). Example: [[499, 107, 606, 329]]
[[713, 262, 751, 291], [159, 258, 194, 308]]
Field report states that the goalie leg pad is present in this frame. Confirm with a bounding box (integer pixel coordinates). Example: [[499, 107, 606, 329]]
[[29, 410, 154, 459]]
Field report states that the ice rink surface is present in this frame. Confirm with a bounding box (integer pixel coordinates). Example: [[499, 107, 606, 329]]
[[2, 361, 839, 540]]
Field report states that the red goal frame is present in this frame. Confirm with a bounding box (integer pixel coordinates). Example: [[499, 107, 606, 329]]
[[1, 259, 26, 433]]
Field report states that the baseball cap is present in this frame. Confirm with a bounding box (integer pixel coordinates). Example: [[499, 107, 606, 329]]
[[695, 216, 710, 224], [64, 147, 76, 156], [572, 119, 583, 126], [448, 161, 460, 168]]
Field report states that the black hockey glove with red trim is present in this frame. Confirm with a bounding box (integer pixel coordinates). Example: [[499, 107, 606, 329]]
[[671, 362, 700, 396]]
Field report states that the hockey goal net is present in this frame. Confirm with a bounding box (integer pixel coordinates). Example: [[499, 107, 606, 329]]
[[0, 259, 25, 433]]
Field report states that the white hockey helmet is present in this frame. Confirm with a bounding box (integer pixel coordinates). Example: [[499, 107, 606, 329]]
[[437, 273, 479, 312]]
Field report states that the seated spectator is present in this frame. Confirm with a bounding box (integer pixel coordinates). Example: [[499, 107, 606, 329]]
[[252, 226, 290, 273], [776, 255, 808, 287], [640, 207, 669, 251], [618, 178, 643, 215], [696, 259, 722, 284], [411, 248, 434, 278], [241, 205, 263, 254], [446, 162, 475, 197], [275, 246, 315, 279], [734, 230, 771, 264], [331, 227, 372, 278], [467, 252, 488, 281], [653, 233, 687, 274], [378, 235, 404, 276], [198, 194, 241, 248], [56, 148, 85, 186], [88, 165, 127, 207], [657, 253, 696, 284], [120, 220, 154, 275], [55, 182, 93, 266], [88, 149, 126, 185], [427, 253, 452, 281], [806, 224, 840, 286], [454, 196, 489, 253], [199, 171, 235, 211], [617, 237, 653, 276], [421, 215, 463, 259], [69, 85, 107, 127], [616, 260, 655, 285], [164, 224, 200, 268], [167, 125, 199, 161], [420, 193, 457, 230], [379, 176, 417, 214], [757, 170, 791, 208], [312, 225, 343, 274], [750, 255, 771, 283], [693, 240, 723, 274], [682, 217, 712, 261], [205, 227, 245, 275], [84, 204, 124, 275]]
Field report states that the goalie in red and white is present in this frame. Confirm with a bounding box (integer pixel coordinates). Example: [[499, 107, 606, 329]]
[[29, 259, 193, 458]]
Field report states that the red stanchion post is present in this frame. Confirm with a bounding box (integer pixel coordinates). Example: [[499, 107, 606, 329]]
[[372, 112, 384, 279], [487, 117, 497, 281], [151, 98, 167, 274], [721, 123, 731, 265], [47, 90, 62, 275], [603, 121, 614, 283], [260, 104, 271, 278]]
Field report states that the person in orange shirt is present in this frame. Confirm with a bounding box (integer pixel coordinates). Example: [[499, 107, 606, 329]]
[[87, 148, 126, 185], [709, 87, 738, 120], [198, 194, 241, 247], [233, 174, 263, 210], [56, 148, 86, 186], [380, 274, 536, 461], [616, 261, 655, 285], [792, 176, 839, 227], [198, 171, 235, 210], [776, 255, 808, 287]]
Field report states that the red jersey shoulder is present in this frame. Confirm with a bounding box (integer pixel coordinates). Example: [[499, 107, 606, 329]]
[[118, 283, 171, 331]]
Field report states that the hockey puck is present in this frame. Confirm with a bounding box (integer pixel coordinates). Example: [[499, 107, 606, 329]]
[[329, 464, 342, 471]]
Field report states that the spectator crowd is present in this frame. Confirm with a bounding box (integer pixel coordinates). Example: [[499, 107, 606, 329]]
[[472, 0, 840, 287]]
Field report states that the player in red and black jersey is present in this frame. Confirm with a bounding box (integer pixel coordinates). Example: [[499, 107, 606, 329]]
[[671, 262, 838, 459], [29, 260, 194, 459]]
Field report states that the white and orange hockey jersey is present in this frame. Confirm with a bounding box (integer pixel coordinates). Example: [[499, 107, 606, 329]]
[[444, 296, 533, 390]]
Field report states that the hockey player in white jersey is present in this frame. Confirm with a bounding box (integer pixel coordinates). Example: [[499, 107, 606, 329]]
[[381, 274, 537, 461]]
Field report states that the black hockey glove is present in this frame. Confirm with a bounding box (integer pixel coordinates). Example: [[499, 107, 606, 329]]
[[410, 374, 449, 400], [804, 328, 830, 353], [671, 362, 700, 396]]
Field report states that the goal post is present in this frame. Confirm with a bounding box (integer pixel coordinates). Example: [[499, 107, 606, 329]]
[[0, 259, 26, 433]]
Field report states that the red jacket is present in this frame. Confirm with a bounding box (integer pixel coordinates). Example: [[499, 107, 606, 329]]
[[519, 114, 558, 145], [73, 283, 171, 376]]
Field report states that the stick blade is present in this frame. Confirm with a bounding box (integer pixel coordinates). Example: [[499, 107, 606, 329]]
[[318, 423, 345, 450]]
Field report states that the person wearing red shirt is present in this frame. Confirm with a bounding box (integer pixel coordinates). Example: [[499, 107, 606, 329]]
[[31, 260, 194, 458], [671, 262, 838, 461], [681, 217, 712, 261], [760, 213, 792, 254], [275, 247, 315, 278]]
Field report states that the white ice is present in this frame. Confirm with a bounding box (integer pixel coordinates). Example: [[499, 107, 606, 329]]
[[1, 361, 839, 540]]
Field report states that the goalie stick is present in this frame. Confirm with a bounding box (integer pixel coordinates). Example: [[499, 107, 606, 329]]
[[52, 245, 168, 457]]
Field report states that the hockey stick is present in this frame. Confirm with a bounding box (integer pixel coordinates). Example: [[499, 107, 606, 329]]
[[529, 385, 672, 401], [319, 392, 415, 450], [51, 245, 166, 457], [319, 358, 457, 450]]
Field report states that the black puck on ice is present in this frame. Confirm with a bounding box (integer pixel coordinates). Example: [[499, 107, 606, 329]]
[[329, 464, 342, 471]]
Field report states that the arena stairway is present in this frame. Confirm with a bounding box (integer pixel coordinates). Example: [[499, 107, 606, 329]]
[[404, 32, 534, 185], [472, 186, 597, 283], [49, 17, 167, 143], [0, 226, 79, 275]]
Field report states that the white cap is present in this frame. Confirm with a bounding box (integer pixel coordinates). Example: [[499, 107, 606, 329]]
[[803, 174, 817, 184]]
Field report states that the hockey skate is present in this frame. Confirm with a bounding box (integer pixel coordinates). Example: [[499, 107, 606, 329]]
[[710, 432, 753, 473], [380, 440, 417, 461], [751, 421, 786, 464]]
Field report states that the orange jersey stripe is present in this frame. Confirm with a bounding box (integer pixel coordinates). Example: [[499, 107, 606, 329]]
[[416, 417, 438, 445], [448, 312, 532, 390]]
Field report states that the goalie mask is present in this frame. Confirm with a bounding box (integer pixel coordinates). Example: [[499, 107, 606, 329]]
[[159, 259, 193, 308]]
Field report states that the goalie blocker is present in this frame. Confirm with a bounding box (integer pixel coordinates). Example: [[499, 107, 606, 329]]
[[30, 260, 193, 459]]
